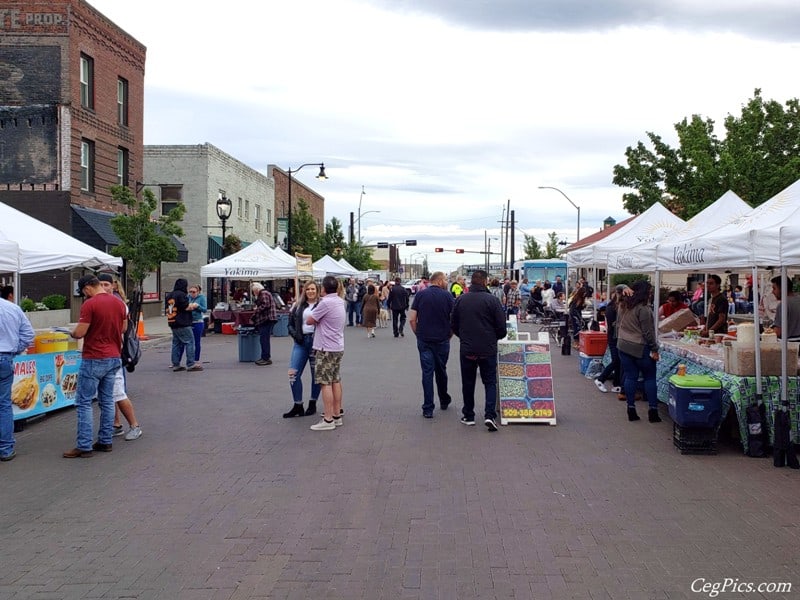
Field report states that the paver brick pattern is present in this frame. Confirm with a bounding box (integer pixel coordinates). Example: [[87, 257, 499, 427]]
[[0, 321, 797, 599]]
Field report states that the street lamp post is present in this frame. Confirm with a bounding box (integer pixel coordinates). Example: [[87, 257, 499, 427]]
[[538, 186, 580, 242], [215, 193, 232, 304], [357, 185, 366, 242], [286, 162, 327, 254], [353, 210, 381, 242]]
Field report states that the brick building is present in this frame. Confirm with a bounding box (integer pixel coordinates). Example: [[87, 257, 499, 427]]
[[267, 165, 325, 248], [0, 0, 146, 314]]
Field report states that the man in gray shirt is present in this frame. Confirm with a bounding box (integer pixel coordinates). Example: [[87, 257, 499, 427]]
[[0, 296, 35, 461]]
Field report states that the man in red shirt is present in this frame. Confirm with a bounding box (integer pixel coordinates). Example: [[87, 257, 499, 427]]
[[658, 290, 688, 320], [63, 275, 127, 458]]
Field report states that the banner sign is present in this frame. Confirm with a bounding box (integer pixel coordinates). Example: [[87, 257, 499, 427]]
[[295, 253, 313, 275], [498, 333, 557, 425]]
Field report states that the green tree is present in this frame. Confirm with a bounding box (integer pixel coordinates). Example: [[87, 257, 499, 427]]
[[343, 240, 379, 271], [110, 185, 185, 290], [523, 234, 543, 259], [223, 233, 242, 257], [421, 257, 431, 280], [322, 217, 346, 258], [613, 89, 800, 218], [290, 199, 323, 258], [545, 232, 560, 258]]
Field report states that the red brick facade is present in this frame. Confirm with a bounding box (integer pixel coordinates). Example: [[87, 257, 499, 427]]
[[0, 0, 145, 211], [268, 165, 325, 232]]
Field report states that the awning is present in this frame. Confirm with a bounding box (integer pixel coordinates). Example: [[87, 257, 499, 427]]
[[208, 235, 252, 261], [72, 205, 188, 262]]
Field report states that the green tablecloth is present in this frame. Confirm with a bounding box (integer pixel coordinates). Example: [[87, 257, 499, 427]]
[[656, 344, 799, 454]]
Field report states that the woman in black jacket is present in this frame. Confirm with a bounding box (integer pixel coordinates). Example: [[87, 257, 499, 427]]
[[282, 281, 321, 418]]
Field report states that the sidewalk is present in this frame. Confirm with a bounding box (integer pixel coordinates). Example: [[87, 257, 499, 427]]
[[1, 320, 797, 599]]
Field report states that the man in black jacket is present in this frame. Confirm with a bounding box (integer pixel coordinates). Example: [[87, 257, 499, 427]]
[[451, 270, 507, 431], [387, 277, 410, 338], [166, 278, 202, 372]]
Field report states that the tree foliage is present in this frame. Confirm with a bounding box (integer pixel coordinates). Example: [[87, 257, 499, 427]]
[[223, 233, 242, 257], [322, 217, 346, 258], [523, 234, 543, 259], [613, 89, 800, 218], [109, 186, 185, 289], [545, 232, 560, 258], [342, 240, 379, 271], [421, 257, 431, 280], [290, 199, 323, 258]]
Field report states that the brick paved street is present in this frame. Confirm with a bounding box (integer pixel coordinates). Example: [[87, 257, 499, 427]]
[[1, 319, 798, 599]]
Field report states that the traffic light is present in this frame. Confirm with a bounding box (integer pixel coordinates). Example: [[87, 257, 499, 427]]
[[376, 242, 389, 249], [455, 248, 464, 254], [434, 247, 444, 253], [405, 240, 417, 246]]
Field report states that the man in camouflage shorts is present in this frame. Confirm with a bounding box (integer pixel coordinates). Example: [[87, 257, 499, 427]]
[[307, 276, 346, 431]]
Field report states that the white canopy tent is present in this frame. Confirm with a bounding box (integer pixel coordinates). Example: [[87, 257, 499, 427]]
[[314, 255, 359, 276], [565, 202, 686, 269], [654, 179, 800, 271], [337, 257, 360, 275], [0, 201, 123, 274], [607, 191, 751, 274], [199, 240, 325, 279]]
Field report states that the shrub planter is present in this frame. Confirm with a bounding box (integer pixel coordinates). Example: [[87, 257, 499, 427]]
[[25, 309, 71, 329]]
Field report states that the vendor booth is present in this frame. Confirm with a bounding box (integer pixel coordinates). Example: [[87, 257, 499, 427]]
[[0, 201, 123, 422], [604, 179, 800, 454]]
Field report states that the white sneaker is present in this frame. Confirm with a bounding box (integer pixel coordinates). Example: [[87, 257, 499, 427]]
[[333, 415, 343, 427], [310, 418, 336, 431], [124, 426, 143, 441], [594, 379, 608, 393], [611, 386, 622, 393]]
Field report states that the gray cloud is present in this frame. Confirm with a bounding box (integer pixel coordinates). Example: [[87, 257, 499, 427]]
[[372, 0, 800, 41]]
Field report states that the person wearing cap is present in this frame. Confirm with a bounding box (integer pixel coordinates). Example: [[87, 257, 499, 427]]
[[96, 274, 143, 441], [0, 289, 35, 462], [63, 274, 128, 458], [166, 278, 202, 371]]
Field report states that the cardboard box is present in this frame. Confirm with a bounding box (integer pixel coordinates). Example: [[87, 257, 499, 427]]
[[723, 342, 800, 376], [658, 308, 698, 334]]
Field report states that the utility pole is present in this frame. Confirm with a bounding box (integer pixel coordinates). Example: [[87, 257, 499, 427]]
[[510, 209, 515, 279]]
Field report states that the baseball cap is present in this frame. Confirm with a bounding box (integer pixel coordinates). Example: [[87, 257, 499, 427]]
[[97, 273, 114, 283], [77, 274, 99, 295]]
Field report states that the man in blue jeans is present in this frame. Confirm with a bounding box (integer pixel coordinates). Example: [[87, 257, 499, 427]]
[[63, 275, 128, 458], [408, 271, 454, 418], [0, 293, 35, 462], [450, 269, 508, 431], [166, 278, 203, 372]]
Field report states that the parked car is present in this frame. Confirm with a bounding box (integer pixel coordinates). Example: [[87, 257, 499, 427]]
[[402, 278, 421, 294]]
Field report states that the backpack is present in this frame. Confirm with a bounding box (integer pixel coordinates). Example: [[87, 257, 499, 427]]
[[122, 318, 141, 372], [123, 290, 143, 372]]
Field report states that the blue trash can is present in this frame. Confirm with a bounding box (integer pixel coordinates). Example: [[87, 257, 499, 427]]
[[273, 313, 289, 337], [238, 327, 261, 362]]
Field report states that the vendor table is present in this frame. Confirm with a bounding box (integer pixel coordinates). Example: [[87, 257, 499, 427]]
[[657, 341, 800, 453], [211, 310, 255, 328], [12, 350, 82, 422]]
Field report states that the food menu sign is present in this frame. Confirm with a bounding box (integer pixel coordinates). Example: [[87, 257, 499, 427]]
[[498, 334, 557, 425], [11, 351, 81, 420]]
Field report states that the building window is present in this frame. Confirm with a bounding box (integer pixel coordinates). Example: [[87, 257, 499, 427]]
[[245, 199, 250, 221], [116, 148, 129, 186], [80, 54, 94, 109], [117, 78, 129, 126], [80, 139, 95, 192], [160, 185, 183, 216], [254, 204, 261, 232], [265, 208, 272, 235], [237, 197, 243, 219]]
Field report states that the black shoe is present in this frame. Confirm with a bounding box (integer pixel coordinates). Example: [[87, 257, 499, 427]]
[[648, 408, 662, 423], [0, 449, 16, 462], [283, 404, 305, 418], [440, 400, 451, 411], [400, 331, 404, 337], [91, 442, 113, 452], [485, 418, 498, 432], [460, 416, 475, 426], [627, 407, 640, 422], [423, 412, 433, 419], [304, 400, 317, 416]]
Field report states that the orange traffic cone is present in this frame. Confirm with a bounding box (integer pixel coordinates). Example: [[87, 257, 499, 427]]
[[136, 311, 149, 340]]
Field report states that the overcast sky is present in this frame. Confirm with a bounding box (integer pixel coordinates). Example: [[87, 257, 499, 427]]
[[90, 0, 800, 272]]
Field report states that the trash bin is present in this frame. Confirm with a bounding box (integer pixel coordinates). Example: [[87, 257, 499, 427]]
[[238, 327, 261, 362], [273, 313, 289, 337]]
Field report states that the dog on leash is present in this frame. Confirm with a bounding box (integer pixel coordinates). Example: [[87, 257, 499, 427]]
[[378, 307, 389, 328]]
